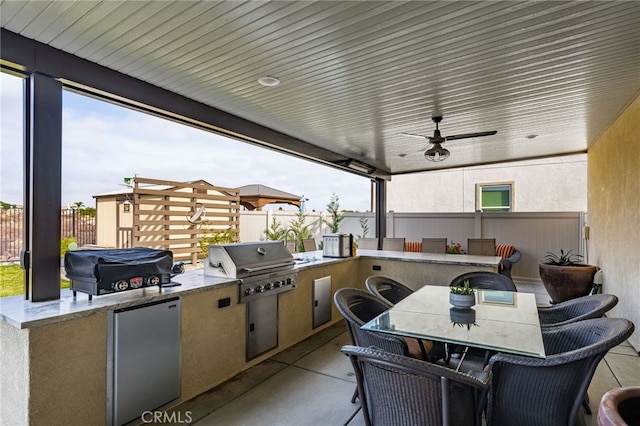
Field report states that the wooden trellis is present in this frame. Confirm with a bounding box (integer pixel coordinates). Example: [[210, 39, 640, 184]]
[[131, 177, 239, 264]]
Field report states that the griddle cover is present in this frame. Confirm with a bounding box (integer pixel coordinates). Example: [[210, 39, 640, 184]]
[[65, 247, 173, 283]]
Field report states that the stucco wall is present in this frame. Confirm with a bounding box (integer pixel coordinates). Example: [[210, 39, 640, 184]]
[[588, 94, 640, 351], [0, 321, 29, 425], [388, 154, 587, 212]]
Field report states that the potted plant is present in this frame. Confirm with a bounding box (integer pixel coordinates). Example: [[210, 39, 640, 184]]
[[539, 249, 598, 304], [446, 241, 465, 254], [449, 279, 476, 308]]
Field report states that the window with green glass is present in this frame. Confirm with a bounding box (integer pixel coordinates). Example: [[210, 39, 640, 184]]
[[479, 183, 512, 212]]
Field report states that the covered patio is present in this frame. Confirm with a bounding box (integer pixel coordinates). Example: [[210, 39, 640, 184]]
[[1, 2, 639, 425]]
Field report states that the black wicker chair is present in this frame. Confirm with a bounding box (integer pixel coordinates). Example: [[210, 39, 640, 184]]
[[342, 345, 491, 426], [486, 317, 635, 426], [537, 294, 618, 327], [365, 275, 445, 362], [365, 275, 414, 305], [449, 271, 517, 292], [334, 288, 418, 403], [334, 288, 413, 356]]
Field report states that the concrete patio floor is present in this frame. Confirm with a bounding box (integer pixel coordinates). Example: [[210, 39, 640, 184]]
[[168, 316, 639, 426]]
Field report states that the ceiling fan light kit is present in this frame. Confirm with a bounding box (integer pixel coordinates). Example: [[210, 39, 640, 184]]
[[425, 144, 450, 162], [402, 116, 497, 162]]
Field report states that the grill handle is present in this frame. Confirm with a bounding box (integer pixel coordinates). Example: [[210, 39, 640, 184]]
[[242, 261, 295, 273]]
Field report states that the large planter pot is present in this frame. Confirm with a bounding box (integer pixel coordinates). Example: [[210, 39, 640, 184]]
[[539, 263, 598, 304]]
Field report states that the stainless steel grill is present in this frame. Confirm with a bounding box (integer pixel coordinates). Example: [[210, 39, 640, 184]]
[[204, 241, 298, 360], [204, 241, 297, 303]]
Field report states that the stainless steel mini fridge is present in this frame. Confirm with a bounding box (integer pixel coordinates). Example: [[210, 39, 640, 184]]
[[107, 297, 181, 426]]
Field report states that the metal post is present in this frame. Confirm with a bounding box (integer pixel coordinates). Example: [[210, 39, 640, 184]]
[[374, 178, 386, 250], [26, 72, 62, 301]]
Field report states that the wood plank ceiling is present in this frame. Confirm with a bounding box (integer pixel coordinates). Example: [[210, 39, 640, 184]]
[[1, 1, 639, 176]]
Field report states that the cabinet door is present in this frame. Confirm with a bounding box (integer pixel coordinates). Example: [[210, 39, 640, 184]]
[[313, 276, 332, 328], [246, 295, 278, 360]]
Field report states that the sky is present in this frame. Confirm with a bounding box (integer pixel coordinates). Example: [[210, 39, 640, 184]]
[[0, 73, 371, 212]]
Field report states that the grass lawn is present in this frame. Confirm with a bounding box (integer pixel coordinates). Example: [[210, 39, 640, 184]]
[[0, 264, 70, 298]]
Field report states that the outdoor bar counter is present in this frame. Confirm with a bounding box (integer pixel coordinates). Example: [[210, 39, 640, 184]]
[[0, 250, 499, 425]]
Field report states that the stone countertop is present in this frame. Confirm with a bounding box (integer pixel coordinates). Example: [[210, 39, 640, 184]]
[[0, 250, 498, 329], [356, 249, 502, 267], [0, 270, 239, 329], [0, 253, 353, 329]]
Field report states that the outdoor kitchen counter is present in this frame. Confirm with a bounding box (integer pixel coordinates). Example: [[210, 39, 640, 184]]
[[0, 270, 240, 329], [0, 251, 497, 425], [0, 250, 498, 329], [0, 253, 353, 329], [356, 249, 502, 267], [356, 249, 501, 290]]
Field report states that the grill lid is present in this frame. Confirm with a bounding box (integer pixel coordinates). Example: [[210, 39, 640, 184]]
[[204, 241, 294, 278]]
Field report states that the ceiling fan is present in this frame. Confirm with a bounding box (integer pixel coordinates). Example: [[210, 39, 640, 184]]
[[401, 116, 497, 162]]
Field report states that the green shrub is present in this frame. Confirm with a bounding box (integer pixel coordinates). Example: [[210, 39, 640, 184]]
[[60, 237, 77, 257], [198, 222, 237, 258]]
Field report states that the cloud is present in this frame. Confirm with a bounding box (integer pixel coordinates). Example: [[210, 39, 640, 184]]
[[1, 74, 371, 212]]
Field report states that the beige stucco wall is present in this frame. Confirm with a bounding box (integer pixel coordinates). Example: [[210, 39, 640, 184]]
[[388, 154, 587, 212], [0, 321, 29, 425], [588, 93, 640, 351]]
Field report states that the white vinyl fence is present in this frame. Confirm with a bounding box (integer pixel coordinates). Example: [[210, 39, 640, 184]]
[[240, 210, 586, 283]]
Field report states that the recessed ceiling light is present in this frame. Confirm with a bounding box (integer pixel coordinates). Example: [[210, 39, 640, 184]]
[[526, 134, 538, 139], [258, 76, 280, 87]]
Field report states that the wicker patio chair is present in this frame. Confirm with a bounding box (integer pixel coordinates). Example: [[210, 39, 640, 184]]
[[334, 288, 419, 403], [450, 271, 517, 292], [537, 294, 618, 328], [365, 276, 445, 362], [334, 288, 420, 357], [486, 317, 635, 426], [365, 275, 414, 305], [342, 345, 491, 426]]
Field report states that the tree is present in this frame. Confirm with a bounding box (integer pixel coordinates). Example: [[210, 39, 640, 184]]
[[0, 201, 17, 210], [356, 215, 369, 243], [264, 216, 287, 241], [323, 193, 344, 233], [288, 211, 313, 251]]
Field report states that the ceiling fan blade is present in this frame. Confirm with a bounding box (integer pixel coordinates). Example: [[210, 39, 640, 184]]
[[401, 132, 429, 139], [445, 131, 497, 141]]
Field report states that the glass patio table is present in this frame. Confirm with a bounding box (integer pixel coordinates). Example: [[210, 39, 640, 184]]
[[361, 285, 545, 359]]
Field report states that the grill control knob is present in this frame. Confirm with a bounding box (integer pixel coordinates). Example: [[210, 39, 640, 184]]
[[286, 278, 294, 285], [265, 283, 273, 290], [273, 280, 282, 288], [255, 285, 264, 293], [244, 288, 255, 296]]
